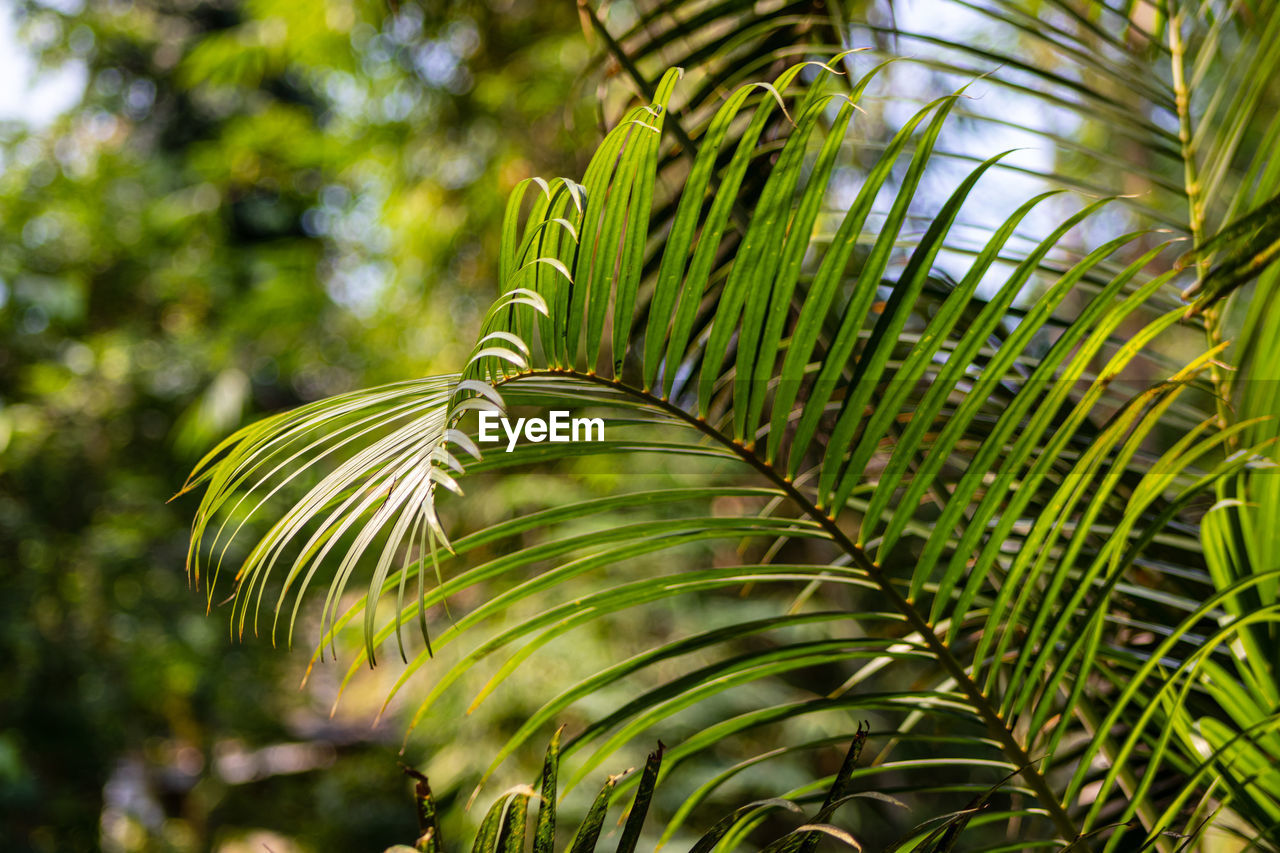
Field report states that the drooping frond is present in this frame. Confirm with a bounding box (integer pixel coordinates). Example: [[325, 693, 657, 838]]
[[187, 48, 1277, 851], [180, 284, 550, 663]]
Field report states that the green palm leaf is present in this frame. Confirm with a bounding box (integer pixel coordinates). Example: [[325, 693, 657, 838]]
[[187, 50, 1277, 850]]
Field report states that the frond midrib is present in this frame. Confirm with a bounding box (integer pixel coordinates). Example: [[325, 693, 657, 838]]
[[495, 366, 1084, 845]]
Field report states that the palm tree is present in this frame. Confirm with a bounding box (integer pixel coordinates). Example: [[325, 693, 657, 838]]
[[180, 1, 1280, 849]]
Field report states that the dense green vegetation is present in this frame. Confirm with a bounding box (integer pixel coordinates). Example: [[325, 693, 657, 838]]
[[7, 0, 1280, 851]]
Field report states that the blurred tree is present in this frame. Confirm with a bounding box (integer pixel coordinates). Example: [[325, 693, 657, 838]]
[[0, 0, 594, 849]]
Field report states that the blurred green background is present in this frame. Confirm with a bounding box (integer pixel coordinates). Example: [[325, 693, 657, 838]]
[[0, 0, 602, 849]]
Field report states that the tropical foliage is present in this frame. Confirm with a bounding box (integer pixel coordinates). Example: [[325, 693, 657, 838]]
[[181, 0, 1280, 850], [387, 730, 900, 853]]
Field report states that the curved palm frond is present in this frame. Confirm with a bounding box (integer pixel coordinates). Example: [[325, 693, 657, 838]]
[[579, 3, 1280, 844], [185, 41, 1277, 853]]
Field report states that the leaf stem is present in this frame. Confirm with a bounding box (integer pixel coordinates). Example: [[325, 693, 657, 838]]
[[1168, 2, 1230, 430], [501, 368, 1085, 846]]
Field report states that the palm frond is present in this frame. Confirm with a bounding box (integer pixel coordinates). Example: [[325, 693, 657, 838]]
[[186, 50, 1279, 850]]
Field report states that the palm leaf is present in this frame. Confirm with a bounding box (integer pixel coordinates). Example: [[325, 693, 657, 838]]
[[187, 56, 1277, 850]]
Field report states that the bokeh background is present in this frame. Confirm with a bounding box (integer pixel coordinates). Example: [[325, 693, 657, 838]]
[[0, 0, 602, 849]]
